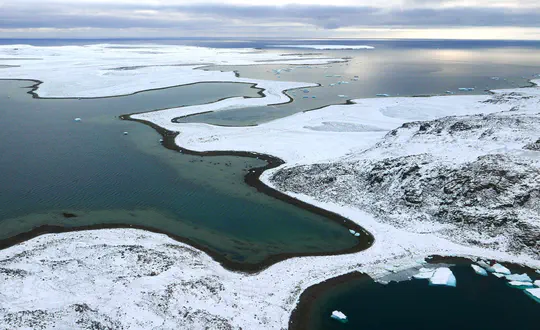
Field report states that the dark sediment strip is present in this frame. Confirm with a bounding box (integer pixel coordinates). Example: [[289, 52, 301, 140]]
[[289, 271, 372, 330], [114, 113, 374, 272], [0, 78, 374, 273]]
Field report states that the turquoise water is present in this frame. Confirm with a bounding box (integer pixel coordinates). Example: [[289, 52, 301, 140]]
[[0, 80, 361, 267], [294, 264, 539, 330]]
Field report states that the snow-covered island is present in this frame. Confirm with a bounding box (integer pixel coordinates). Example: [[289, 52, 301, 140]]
[[0, 44, 539, 329]]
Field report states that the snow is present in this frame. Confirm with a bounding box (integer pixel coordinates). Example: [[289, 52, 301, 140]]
[[525, 288, 540, 303], [272, 45, 374, 50], [1, 43, 539, 328], [471, 264, 488, 276], [0, 44, 342, 98], [331, 310, 348, 322], [429, 267, 457, 287]]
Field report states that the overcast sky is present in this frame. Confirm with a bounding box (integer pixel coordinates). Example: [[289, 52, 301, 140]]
[[1, 0, 540, 39]]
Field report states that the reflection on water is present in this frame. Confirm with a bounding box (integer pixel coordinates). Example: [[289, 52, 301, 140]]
[[180, 46, 540, 126], [0, 80, 359, 266]]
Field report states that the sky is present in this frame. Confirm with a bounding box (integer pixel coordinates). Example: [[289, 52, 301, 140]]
[[1, 0, 540, 40]]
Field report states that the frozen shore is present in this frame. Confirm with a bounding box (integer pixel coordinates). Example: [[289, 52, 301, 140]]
[[0, 44, 539, 329]]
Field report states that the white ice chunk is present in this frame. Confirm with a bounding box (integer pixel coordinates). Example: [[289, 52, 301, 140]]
[[429, 267, 457, 287], [493, 273, 506, 278], [488, 263, 511, 275], [458, 87, 475, 91], [349, 229, 356, 235], [123, 132, 129, 135], [331, 310, 348, 322], [413, 268, 435, 279], [504, 273, 532, 282], [534, 280, 540, 288], [354, 233, 360, 237], [471, 264, 488, 276], [74, 118, 82, 122], [507, 281, 534, 288], [524, 288, 540, 303]]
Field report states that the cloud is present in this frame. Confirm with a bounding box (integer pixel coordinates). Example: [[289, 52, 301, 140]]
[[0, 2, 539, 35]]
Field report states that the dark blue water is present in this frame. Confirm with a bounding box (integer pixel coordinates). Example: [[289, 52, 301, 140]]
[[296, 265, 539, 330]]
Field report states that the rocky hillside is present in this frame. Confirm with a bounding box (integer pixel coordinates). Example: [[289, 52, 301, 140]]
[[272, 108, 540, 258]]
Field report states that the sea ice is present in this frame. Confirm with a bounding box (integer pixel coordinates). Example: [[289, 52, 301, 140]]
[[507, 281, 535, 289], [413, 268, 435, 279], [488, 263, 511, 275], [331, 310, 348, 323], [504, 273, 532, 282], [525, 288, 540, 303], [273, 45, 374, 50], [534, 280, 540, 288], [458, 87, 475, 91], [429, 267, 457, 287], [493, 273, 506, 278], [471, 264, 488, 276]]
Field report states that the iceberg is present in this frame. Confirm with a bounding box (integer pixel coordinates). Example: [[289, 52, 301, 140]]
[[458, 87, 475, 91], [376, 94, 390, 97], [488, 263, 511, 275], [524, 288, 540, 303], [413, 268, 435, 280], [507, 281, 535, 289], [504, 273, 532, 282], [354, 233, 360, 237], [493, 273, 506, 278], [349, 229, 356, 235], [74, 118, 82, 122], [534, 280, 540, 288], [331, 310, 348, 323], [429, 267, 457, 287], [123, 132, 129, 135], [471, 264, 488, 276]]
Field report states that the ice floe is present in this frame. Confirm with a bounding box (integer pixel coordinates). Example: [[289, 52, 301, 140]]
[[331, 310, 348, 322], [413, 268, 436, 280], [488, 263, 511, 275], [507, 281, 535, 289], [273, 45, 374, 50], [471, 264, 488, 276], [429, 267, 457, 287], [504, 273, 532, 282], [524, 288, 540, 303]]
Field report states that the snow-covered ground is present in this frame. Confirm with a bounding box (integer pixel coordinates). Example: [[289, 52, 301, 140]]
[[0, 44, 340, 98], [0, 44, 539, 328]]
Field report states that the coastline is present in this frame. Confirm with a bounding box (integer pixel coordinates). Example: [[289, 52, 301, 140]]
[[1, 43, 539, 329]]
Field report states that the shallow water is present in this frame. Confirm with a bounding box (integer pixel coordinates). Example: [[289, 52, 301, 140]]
[[295, 264, 539, 330], [0, 80, 361, 267], [180, 46, 540, 126]]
